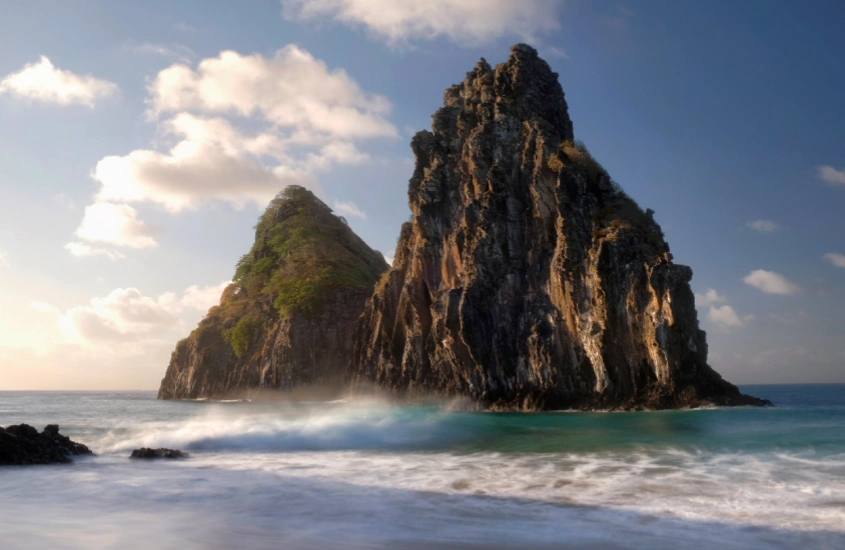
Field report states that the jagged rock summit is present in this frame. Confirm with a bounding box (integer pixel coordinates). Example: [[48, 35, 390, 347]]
[[351, 44, 769, 410], [158, 186, 388, 400]]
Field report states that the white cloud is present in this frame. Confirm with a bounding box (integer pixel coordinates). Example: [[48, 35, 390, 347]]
[[147, 47, 395, 140], [58, 288, 180, 346], [126, 42, 195, 63], [818, 165, 845, 187], [707, 304, 753, 329], [823, 253, 845, 269], [64, 242, 126, 260], [56, 283, 227, 350], [281, 0, 562, 46], [179, 281, 231, 311], [746, 219, 778, 233], [82, 45, 394, 231], [74, 203, 157, 248], [333, 199, 367, 220], [743, 269, 801, 295], [31, 301, 61, 315], [382, 254, 394, 266], [694, 288, 726, 307], [0, 56, 117, 107], [93, 123, 321, 212], [0, 250, 7, 267], [694, 288, 752, 330]]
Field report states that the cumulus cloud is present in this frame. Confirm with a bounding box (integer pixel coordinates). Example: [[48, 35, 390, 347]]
[[333, 200, 367, 220], [743, 269, 801, 295], [31, 301, 61, 315], [0, 56, 118, 107], [281, 0, 562, 46], [707, 305, 753, 329], [73, 203, 157, 248], [823, 253, 845, 269], [76, 45, 395, 243], [55, 282, 228, 350], [694, 288, 726, 307], [92, 117, 320, 212], [745, 219, 778, 233], [179, 281, 231, 311], [64, 242, 126, 260], [58, 288, 179, 346], [818, 166, 845, 187], [147, 47, 395, 140], [694, 288, 753, 330], [383, 254, 394, 266]]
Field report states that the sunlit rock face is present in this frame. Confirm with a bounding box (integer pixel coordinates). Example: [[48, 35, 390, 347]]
[[351, 44, 769, 410], [158, 187, 388, 400]]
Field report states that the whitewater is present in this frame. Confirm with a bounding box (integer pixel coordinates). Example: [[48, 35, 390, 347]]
[[1, 385, 843, 549]]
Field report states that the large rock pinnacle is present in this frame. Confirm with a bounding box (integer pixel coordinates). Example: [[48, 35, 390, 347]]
[[350, 44, 769, 410]]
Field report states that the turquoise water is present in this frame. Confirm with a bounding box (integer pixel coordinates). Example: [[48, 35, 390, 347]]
[[1, 384, 843, 549]]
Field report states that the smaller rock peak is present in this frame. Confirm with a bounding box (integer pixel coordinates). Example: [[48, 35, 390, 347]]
[[509, 43, 539, 60], [436, 43, 574, 145], [474, 57, 492, 74]]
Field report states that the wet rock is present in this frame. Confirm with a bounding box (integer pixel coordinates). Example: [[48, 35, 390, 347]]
[[0, 424, 93, 465], [350, 44, 771, 411], [130, 448, 189, 459]]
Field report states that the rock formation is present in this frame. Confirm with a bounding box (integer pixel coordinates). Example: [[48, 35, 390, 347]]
[[130, 448, 189, 459], [0, 424, 93, 465], [158, 186, 389, 400], [351, 44, 769, 410]]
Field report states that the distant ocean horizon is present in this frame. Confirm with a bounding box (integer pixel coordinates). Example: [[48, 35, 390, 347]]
[[1, 384, 844, 549], [9, 382, 843, 392]]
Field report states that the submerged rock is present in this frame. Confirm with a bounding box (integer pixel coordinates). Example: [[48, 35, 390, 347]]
[[0, 424, 93, 465], [130, 448, 189, 459], [350, 44, 770, 410], [158, 186, 389, 400]]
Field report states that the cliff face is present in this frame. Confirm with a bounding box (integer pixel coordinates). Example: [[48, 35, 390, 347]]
[[158, 186, 388, 400], [351, 45, 768, 410]]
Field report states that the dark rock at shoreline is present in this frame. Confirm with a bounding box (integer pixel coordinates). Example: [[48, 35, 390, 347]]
[[0, 424, 93, 465], [130, 447, 189, 459], [350, 44, 771, 411]]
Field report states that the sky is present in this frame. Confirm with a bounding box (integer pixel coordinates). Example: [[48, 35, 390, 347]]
[[1, 0, 844, 390]]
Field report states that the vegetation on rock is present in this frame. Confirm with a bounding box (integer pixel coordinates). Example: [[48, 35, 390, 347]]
[[157, 185, 388, 399]]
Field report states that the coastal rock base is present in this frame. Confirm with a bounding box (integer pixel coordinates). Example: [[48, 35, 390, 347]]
[[0, 424, 93, 465]]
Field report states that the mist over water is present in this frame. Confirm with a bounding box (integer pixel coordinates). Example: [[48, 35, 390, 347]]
[[1, 385, 844, 549]]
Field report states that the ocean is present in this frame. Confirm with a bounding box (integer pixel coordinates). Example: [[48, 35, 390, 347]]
[[1, 385, 843, 549]]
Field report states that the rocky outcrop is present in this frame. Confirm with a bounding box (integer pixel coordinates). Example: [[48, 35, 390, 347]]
[[158, 186, 389, 400], [0, 424, 93, 465], [130, 448, 189, 459], [351, 44, 769, 410]]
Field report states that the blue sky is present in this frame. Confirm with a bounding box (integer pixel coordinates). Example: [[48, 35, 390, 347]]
[[1, 0, 843, 389]]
